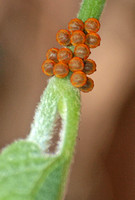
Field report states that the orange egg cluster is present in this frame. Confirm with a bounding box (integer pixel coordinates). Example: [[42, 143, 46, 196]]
[[42, 18, 101, 93]]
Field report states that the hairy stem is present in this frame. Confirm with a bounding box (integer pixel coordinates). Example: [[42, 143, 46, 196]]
[[28, 75, 81, 157], [78, 0, 106, 21]]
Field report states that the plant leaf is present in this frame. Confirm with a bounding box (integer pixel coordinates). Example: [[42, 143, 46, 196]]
[[0, 76, 80, 200]]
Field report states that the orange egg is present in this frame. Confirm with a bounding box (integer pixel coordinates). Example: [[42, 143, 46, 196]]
[[71, 30, 86, 46], [70, 71, 87, 88], [83, 59, 96, 75], [68, 18, 84, 33], [85, 18, 100, 33], [85, 32, 101, 48], [74, 44, 90, 59], [46, 48, 59, 62], [53, 62, 69, 78], [56, 29, 71, 46], [57, 48, 73, 63], [80, 77, 94, 92], [41, 59, 55, 76], [69, 57, 84, 72]]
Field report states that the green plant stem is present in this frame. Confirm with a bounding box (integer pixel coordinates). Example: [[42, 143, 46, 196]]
[[28, 75, 81, 199], [28, 75, 81, 157], [78, 0, 106, 21], [28, 0, 106, 198]]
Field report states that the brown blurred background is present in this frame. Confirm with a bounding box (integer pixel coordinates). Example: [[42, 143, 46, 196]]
[[0, 0, 135, 199]]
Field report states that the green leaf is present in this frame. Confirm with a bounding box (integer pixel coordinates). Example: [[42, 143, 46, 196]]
[[0, 76, 80, 200], [0, 141, 52, 200]]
